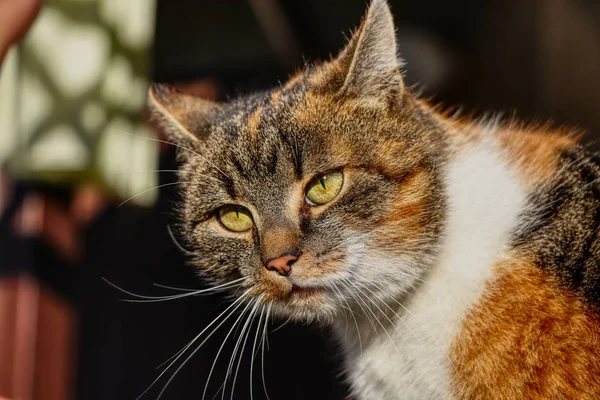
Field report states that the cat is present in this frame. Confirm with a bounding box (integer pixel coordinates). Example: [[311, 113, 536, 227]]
[[148, 0, 600, 398]]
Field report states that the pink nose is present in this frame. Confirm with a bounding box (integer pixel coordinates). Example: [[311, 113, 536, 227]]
[[265, 254, 298, 276]]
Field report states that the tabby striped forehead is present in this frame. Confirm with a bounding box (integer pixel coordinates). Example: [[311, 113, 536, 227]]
[[190, 91, 399, 202]]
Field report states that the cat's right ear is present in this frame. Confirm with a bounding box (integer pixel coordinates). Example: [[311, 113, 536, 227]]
[[331, 0, 404, 100], [148, 84, 218, 146]]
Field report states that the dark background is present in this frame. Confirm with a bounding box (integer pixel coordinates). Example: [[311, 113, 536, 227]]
[[3, 1, 600, 399]]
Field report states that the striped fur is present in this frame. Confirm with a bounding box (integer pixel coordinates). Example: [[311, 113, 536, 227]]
[[149, 0, 600, 398]]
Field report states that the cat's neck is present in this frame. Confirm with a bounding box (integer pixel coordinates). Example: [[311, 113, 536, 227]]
[[335, 125, 529, 398], [440, 113, 577, 189]]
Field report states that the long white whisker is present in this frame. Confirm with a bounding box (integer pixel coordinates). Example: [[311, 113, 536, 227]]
[[270, 315, 293, 332], [118, 130, 231, 179], [325, 282, 349, 334], [340, 277, 380, 339], [157, 295, 254, 400], [117, 181, 191, 208], [368, 278, 460, 380], [122, 288, 239, 303], [250, 305, 265, 400], [328, 282, 362, 356], [344, 276, 402, 355], [352, 276, 418, 342], [151, 282, 238, 297], [103, 277, 244, 302], [136, 291, 250, 400], [203, 298, 257, 400], [167, 224, 194, 255], [153, 283, 199, 293], [202, 298, 257, 400], [261, 305, 272, 400], [230, 299, 263, 400], [114, 169, 221, 182], [155, 296, 243, 371], [224, 299, 261, 393], [352, 280, 410, 343], [346, 268, 459, 397]]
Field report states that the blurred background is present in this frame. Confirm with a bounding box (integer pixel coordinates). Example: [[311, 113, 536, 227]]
[[1, 0, 600, 399]]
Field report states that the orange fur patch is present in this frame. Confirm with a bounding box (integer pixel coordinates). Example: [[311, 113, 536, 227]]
[[496, 126, 578, 188], [308, 61, 342, 88], [452, 260, 600, 399], [381, 168, 430, 240], [248, 105, 263, 141], [270, 89, 282, 108], [282, 70, 304, 92], [422, 100, 579, 188]]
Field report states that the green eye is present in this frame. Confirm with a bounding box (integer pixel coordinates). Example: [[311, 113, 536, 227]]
[[305, 171, 344, 206], [218, 205, 254, 232]]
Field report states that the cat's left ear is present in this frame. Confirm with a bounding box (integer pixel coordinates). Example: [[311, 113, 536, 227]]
[[335, 0, 404, 99], [148, 83, 218, 145]]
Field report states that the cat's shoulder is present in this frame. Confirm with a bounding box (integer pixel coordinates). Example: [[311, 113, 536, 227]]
[[510, 137, 600, 310]]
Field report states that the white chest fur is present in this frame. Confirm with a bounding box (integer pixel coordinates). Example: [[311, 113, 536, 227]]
[[337, 143, 527, 399]]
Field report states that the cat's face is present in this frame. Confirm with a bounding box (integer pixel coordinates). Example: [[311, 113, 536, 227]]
[[150, 0, 446, 323]]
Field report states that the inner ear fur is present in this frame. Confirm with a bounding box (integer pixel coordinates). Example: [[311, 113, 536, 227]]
[[148, 83, 219, 145], [317, 0, 405, 101]]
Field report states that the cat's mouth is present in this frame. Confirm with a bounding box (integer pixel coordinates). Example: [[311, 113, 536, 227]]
[[270, 282, 337, 320], [291, 284, 324, 296]]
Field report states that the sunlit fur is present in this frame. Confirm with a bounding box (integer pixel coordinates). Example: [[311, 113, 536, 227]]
[[150, 0, 600, 398]]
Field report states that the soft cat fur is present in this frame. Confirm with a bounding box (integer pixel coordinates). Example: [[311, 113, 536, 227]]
[[149, 0, 600, 398]]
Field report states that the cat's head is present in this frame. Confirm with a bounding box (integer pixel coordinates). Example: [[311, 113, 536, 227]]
[[149, 0, 446, 322]]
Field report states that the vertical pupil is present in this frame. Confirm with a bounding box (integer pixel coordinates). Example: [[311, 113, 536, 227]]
[[319, 177, 327, 189], [235, 208, 240, 218]]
